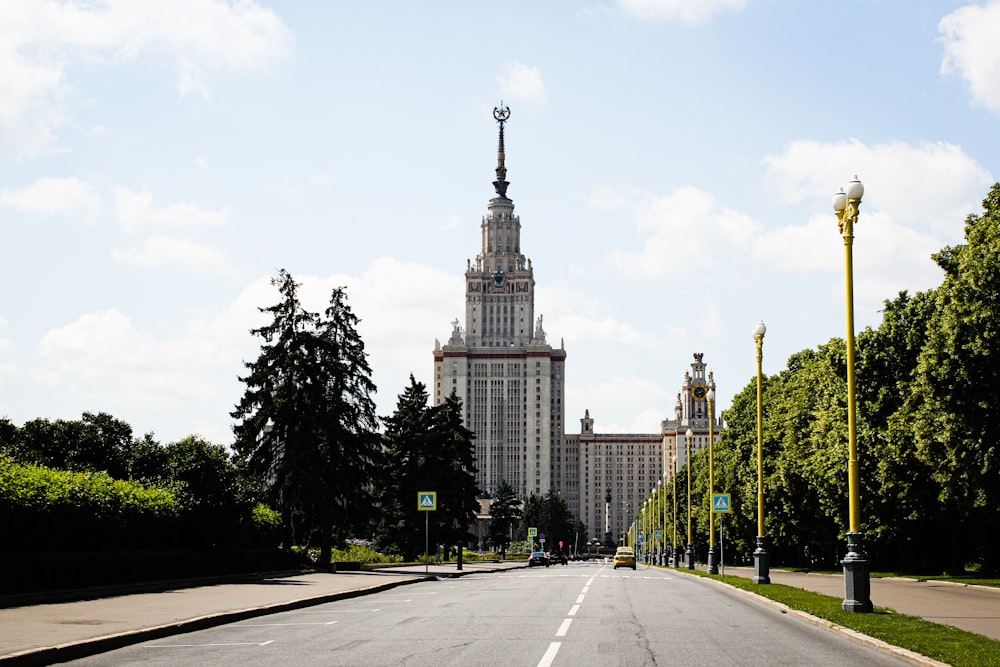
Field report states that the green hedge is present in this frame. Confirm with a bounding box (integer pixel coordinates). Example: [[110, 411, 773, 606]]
[[0, 458, 181, 552]]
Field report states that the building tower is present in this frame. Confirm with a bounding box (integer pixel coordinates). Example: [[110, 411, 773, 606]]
[[433, 104, 569, 506]]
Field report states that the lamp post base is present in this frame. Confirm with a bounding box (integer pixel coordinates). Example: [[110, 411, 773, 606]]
[[842, 531, 873, 613], [707, 546, 719, 574], [753, 535, 770, 584], [686, 544, 695, 569]]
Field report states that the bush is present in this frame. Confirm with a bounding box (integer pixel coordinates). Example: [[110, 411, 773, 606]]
[[330, 544, 403, 564], [0, 458, 181, 552]]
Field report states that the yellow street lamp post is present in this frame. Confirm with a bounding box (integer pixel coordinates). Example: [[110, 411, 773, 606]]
[[653, 478, 667, 565], [753, 320, 771, 584], [685, 428, 694, 570], [671, 455, 678, 567], [659, 477, 665, 565], [707, 387, 719, 574], [833, 176, 873, 613], [641, 500, 647, 562]]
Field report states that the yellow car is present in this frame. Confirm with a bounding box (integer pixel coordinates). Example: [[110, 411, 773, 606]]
[[613, 547, 637, 570]]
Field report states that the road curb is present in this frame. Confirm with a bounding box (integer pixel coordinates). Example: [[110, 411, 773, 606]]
[[0, 576, 426, 667], [668, 567, 949, 667]]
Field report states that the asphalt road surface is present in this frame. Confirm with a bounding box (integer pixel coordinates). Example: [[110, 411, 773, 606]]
[[69, 562, 916, 666]]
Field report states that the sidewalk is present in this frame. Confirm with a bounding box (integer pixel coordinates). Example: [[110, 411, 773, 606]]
[[717, 566, 1000, 641], [0, 561, 524, 666]]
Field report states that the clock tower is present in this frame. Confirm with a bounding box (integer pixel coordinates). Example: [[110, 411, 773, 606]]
[[433, 105, 570, 510]]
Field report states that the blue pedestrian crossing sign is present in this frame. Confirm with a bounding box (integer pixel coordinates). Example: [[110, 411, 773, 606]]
[[527, 527, 538, 538], [417, 491, 437, 511], [712, 493, 732, 513]]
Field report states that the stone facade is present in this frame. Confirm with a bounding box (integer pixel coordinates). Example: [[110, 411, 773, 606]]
[[434, 110, 720, 541], [574, 354, 722, 545], [433, 106, 571, 513]]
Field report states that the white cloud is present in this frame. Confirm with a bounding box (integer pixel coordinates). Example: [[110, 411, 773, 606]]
[[618, 0, 746, 24], [598, 138, 985, 328], [597, 185, 761, 278], [28, 278, 273, 440], [23, 260, 462, 442], [763, 139, 993, 233], [438, 213, 461, 232], [940, 1, 1000, 112], [111, 235, 237, 276], [33, 308, 228, 405], [114, 187, 230, 231], [759, 138, 987, 307], [0, 176, 101, 218], [497, 62, 547, 104], [0, 0, 291, 154], [568, 376, 670, 433]]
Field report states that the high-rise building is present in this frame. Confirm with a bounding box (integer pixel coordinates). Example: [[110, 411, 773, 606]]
[[435, 108, 721, 545], [573, 354, 721, 546], [433, 105, 569, 508]]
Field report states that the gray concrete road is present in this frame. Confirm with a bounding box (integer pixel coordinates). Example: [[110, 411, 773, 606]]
[[65, 564, 921, 667]]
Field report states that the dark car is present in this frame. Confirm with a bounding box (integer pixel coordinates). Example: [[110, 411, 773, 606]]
[[528, 551, 549, 567], [548, 550, 568, 565]]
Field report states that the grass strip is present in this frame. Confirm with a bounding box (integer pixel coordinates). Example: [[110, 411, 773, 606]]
[[687, 569, 1000, 667]]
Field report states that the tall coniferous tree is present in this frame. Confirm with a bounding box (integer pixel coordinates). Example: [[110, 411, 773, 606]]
[[374, 379, 479, 559], [232, 270, 380, 566], [373, 376, 432, 559], [487, 479, 522, 557], [429, 391, 480, 551]]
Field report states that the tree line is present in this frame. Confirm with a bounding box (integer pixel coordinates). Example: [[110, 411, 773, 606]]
[[646, 183, 1000, 576], [0, 267, 563, 568], [13, 183, 997, 576]]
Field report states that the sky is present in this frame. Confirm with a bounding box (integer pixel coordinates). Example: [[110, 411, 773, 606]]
[[2, 0, 999, 446]]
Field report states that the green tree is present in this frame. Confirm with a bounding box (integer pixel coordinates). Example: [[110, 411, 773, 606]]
[[859, 290, 940, 571], [373, 376, 433, 559], [4, 412, 136, 478], [373, 379, 479, 560], [487, 479, 522, 558], [428, 391, 480, 551], [232, 270, 380, 566], [898, 184, 1000, 574], [519, 490, 573, 552]]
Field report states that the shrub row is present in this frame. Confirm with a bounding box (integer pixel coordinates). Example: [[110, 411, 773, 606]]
[[0, 458, 282, 553], [0, 458, 181, 552]]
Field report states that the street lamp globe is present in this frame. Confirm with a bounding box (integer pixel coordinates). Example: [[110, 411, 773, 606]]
[[845, 175, 864, 201], [753, 320, 766, 341], [832, 188, 847, 212]]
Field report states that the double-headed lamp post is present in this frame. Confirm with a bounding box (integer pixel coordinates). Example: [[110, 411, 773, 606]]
[[685, 428, 694, 569], [706, 387, 719, 574], [753, 320, 771, 584], [833, 175, 873, 613]]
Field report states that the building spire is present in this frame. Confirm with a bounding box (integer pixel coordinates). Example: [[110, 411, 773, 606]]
[[492, 102, 510, 197]]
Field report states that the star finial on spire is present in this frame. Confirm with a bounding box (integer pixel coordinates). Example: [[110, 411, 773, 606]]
[[492, 102, 510, 197]]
